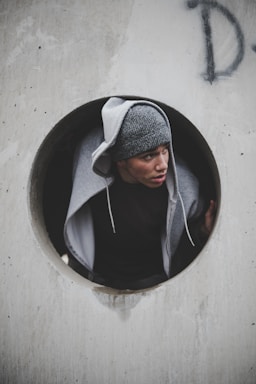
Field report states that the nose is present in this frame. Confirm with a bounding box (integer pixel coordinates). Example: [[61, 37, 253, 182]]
[[155, 154, 168, 172]]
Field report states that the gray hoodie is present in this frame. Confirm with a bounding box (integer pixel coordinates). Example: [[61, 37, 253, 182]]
[[64, 97, 204, 278]]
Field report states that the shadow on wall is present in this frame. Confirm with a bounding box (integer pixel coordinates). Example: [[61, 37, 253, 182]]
[[33, 96, 220, 279]]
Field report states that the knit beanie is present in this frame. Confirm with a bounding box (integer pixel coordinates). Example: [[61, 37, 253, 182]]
[[111, 104, 171, 161]]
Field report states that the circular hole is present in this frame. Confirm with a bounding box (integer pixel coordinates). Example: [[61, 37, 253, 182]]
[[29, 96, 220, 287]]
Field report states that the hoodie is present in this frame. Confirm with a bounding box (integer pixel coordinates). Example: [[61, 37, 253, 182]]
[[64, 97, 204, 279]]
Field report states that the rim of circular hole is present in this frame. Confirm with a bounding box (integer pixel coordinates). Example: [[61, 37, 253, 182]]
[[28, 95, 221, 289]]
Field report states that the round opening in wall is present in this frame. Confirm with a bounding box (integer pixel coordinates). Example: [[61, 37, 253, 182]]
[[29, 96, 220, 290]]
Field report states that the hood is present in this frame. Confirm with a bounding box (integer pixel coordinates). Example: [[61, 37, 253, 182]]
[[92, 97, 180, 235], [63, 97, 196, 272]]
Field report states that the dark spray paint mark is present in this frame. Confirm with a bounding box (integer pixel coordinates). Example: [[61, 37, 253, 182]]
[[201, 6, 215, 83], [187, 0, 245, 83], [252, 45, 256, 53]]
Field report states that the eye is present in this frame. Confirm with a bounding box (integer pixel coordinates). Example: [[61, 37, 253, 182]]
[[143, 153, 154, 161]]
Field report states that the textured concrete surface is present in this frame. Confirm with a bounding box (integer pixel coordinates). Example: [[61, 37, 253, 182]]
[[1, 1, 256, 383]]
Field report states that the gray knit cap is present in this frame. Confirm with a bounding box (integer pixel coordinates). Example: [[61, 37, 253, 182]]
[[111, 104, 171, 161]]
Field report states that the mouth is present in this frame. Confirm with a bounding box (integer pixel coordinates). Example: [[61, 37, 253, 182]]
[[151, 174, 166, 183]]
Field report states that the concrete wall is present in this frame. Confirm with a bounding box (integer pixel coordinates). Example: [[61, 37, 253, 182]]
[[1, 0, 256, 383]]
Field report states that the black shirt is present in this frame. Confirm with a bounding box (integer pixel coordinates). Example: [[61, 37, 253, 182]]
[[89, 174, 168, 283]]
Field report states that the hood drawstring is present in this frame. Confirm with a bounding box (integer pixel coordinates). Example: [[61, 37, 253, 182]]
[[178, 191, 195, 247], [105, 178, 116, 234], [105, 180, 195, 244], [105, 181, 194, 247]]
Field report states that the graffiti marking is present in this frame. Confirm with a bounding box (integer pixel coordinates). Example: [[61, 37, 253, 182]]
[[187, 0, 245, 83]]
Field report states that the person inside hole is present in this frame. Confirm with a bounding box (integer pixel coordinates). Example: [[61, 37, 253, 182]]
[[63, 97, 216, 289]]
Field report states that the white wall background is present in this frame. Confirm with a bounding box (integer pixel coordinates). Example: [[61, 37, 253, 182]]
[[0, 0, 256, 383]]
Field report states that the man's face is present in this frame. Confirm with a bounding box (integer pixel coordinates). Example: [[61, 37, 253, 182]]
[[117, 144, 169, 188]]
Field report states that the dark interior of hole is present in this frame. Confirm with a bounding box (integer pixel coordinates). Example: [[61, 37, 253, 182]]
[[42, 97, 219, 275]]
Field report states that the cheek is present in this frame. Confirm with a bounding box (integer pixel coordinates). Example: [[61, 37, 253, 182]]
[[134, 164, 152, 176]]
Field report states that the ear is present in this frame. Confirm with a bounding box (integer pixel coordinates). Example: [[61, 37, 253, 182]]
[[116, 159, 126, 169]]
